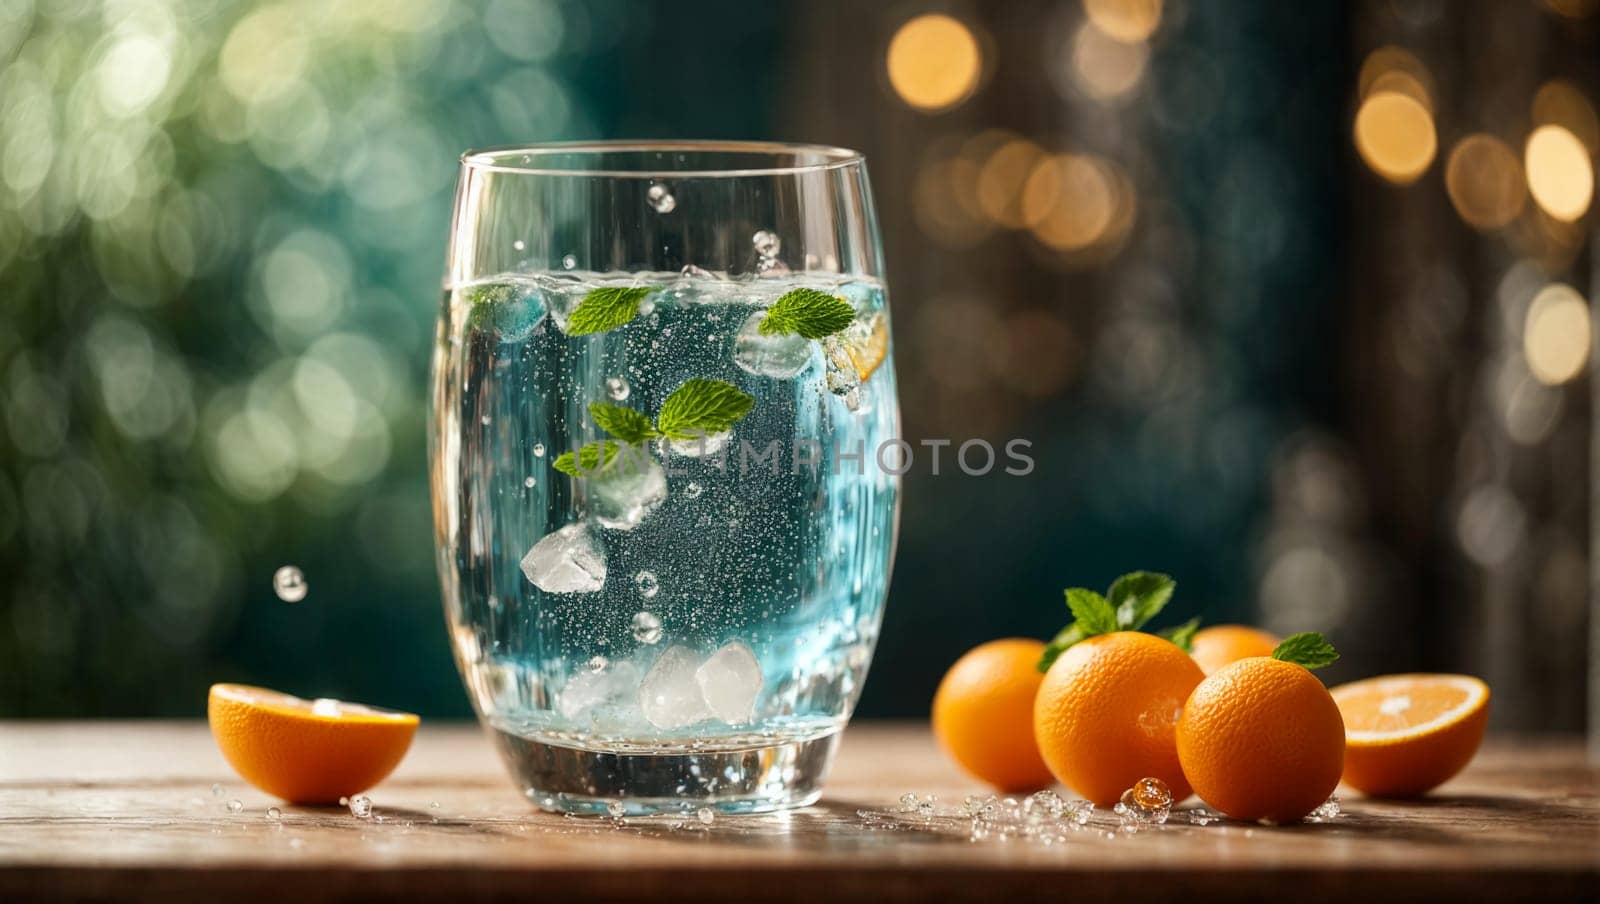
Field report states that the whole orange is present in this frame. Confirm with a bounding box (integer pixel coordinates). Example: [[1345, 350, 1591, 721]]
[[1176, 657, 1345, 822], [932, 638, 1056, 792], [1189, 625, 1279, 675], [1032, 631, 1203, 806]]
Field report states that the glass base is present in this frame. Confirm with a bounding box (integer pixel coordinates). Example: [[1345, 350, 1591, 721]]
[[488, 726, 841, 816]]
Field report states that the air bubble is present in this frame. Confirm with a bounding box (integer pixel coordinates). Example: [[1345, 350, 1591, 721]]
[[684, 482, 703, 499], [630, 611, 663, 644], [273, 566, 307, 603], [524, 476, 536, 488], [634, 570, 660, 599], [646, 183, 676, 214], [586, 655, 608, 673], [533, 443, 546, 458], [561, 254, 577, 270], [752, 230, 780, 258], [606, 376, 630, 401], [513, 239, 525, 251]]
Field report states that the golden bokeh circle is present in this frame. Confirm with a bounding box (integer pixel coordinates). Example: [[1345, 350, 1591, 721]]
[[1083, 0, 1164, 43], [1445, 134, 1525, 230], [886, 14, 984, 112], [1524, 124, 1594, 222], [1353, 92, 1436, 184]]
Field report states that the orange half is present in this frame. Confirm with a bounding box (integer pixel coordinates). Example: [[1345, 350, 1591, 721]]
[[208, 683, 419, 804], [1330, 673, 1489, 798]]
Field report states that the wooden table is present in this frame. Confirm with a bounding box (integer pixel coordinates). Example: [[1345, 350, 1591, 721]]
[[1, 723, 1595, 901]]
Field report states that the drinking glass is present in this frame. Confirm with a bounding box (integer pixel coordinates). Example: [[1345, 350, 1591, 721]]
[[429, 142, 900, 814]]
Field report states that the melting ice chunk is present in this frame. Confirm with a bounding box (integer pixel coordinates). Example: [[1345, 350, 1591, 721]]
[[695, 641, 763, 723], [558, 661, 641, 720], [664, 431, 729, 459], [520, 523, 607, 593], [733, 311, 813, 379], [639, 645, 710, 729], [588, 455, 667, 530]]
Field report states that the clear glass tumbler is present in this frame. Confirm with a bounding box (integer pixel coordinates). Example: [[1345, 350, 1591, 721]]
[[429, 142, 900, 814]]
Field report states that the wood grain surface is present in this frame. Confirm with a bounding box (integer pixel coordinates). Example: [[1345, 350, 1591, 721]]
[[1, 722, 1596, 901]]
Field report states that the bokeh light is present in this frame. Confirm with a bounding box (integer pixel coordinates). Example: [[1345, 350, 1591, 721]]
[[886, 14, 983, 113], [1524, 124, 1594, 222], [1532, 80, 1599, 154], [1523, 283, 1591, 385], [1357, 46, 1435, 111], [1069, 20, 1149, 102], [976, 137, 1046, 228], [1445, 134, 1526, 230], [1353, 92, 1437, 184], [1083, 0, 1164, 43]]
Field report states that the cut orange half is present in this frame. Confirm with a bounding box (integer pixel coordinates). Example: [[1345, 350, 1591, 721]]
[[1329, 673, 1489, 798], [208, 683, 419, 804]]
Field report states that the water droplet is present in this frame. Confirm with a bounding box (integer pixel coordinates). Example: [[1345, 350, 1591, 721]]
[[586, 655, 608, 673], [1115, 777, 1172, 826], [480, 415, 492, 426], [605, 800, 626, 818], [646, 183, 676, 214], [429, 801, 441, 810], [266, 807, 282, 820], [561, 254, 577, 270], [226, 799, 243, 813], [697, 807, 715, 825], [273, 566, 307, 603], [348, 795, 372, 819], [605, 376, 630, 401], [512, 239, 525, 251], [634, 570, 660, 599], [1308, 795, 1341, 821], [630, 611, 663, 644], [752, 230, 780, 259], [533, 443, 546, 458], [524, 476, 536, 488], [683, 482, 703, 499], [211, 783, 225, 798]]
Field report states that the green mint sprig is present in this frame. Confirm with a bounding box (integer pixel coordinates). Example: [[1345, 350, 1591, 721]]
[[758, 288, 856, 340], [1271, 632, 1340, 669], [551, 379, 755, 479], [1038, 571, 1190, 672], [567, 285, 654, 335]]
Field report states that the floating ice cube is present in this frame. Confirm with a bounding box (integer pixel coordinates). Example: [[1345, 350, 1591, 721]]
[[520, 523, 607, 593], [639, 645, 710, 729], [665, 431, 729, 458], [588, 454, 667, 530], [464, 282, 547, 343], [823, 335, 862, 397], [558, 660, 640, 720], [733, 311, 813, 379], [695, 641, 763, 723]]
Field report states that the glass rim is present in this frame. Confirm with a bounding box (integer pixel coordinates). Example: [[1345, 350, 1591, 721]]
[[458, 140, 866, 178]]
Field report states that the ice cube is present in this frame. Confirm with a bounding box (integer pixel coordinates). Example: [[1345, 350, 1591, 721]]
[[464, 282, 546, 343], [587, 454, 667, 530], [695, 641, 763, 723], [733, 311, 814, 378], [639, 645, 710, 729], [664, 430, 729, 459], [558, 661, 641, 720], [520, 523, 607, 593]]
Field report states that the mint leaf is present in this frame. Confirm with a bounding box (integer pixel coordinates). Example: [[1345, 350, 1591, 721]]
[[1109, 571, 1176, 630], [759, 288, 856, 339], [551, 440, 622, 477], [1065, 588, 1118, 636], [1037, 623, 1085, 673], [1271, 632, 1339, 669], [589, 403, 658, 444], [656, 378, 755, 440], [567, 286, 652, 335], [1158, 617, 1201, 653]]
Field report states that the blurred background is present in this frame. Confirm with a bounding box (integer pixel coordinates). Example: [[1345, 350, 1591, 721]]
[[1, 0, 1594, 734]]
